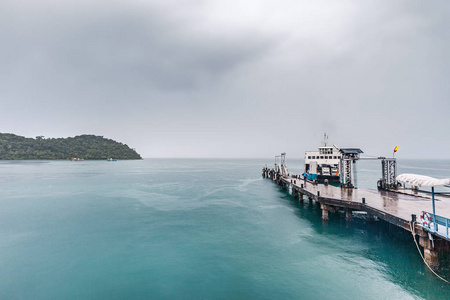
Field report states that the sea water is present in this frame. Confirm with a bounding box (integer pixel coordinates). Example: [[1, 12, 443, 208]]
[[0, 159, 449, 299]]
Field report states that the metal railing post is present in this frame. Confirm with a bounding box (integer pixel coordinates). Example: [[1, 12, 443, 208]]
[[432, 187, 437, 233], [447, 217, 449, 238]]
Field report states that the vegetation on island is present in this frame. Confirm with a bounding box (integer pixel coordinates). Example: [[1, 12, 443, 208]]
[[0, 133, 142, 160]]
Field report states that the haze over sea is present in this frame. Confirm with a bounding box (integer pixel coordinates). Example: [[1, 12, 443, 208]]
[[1, 159, 449, 299]]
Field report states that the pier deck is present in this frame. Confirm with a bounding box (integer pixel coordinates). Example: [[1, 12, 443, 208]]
[[283, 175, 450, 232], [281, 175, 450, 235]]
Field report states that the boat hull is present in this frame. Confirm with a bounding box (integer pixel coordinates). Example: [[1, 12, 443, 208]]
[[317, 175, 340, 183]]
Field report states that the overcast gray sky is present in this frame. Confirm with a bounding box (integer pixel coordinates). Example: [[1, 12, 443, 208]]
[[1, 0, 449, 158]]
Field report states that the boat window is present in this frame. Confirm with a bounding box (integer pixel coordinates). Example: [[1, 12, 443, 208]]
[[320, 156, 324, 159], [308, 156, 311, 159]]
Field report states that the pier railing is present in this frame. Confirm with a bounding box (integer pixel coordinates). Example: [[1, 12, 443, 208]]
[[421, 211, 450, 239]]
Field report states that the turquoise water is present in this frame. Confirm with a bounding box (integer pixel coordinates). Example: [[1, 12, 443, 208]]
[[0, 159, 449, 299]]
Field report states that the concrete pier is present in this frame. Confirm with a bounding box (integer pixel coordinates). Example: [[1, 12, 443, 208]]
[[264, 169, 450, 269]]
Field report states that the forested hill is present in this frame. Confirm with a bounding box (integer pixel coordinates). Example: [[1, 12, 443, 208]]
[[0, 133, 142, 160]]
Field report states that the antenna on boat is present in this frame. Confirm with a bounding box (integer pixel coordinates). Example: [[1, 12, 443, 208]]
[[323, 133, 328, 147]]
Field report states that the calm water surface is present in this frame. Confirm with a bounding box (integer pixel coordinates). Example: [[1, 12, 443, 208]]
[[0, 159, 449, 299]]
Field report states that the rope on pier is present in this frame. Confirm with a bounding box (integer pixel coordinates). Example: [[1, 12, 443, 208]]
[[410, 221, 449, 284]]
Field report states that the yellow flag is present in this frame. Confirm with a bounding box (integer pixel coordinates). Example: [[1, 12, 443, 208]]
[[394, 146, 399, 153]]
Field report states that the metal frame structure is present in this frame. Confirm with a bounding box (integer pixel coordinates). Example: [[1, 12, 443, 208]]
[[337, 150, 398, 190], [338, 149, 363, 188], [280, 152, 288, 177], [274, 155, 280, 174], [378, 158, 397, 190], [339, 158, 354, 188], [275, 153, 288, 177]]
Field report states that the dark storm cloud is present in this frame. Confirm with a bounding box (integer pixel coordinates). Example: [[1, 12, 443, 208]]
[[0, 1, 274, 97]]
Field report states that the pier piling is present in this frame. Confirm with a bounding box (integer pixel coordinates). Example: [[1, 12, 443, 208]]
[[366, 214, 375, 222], [321, 204, 329, 221], [345, 208, 352, 221], [419, 233, 440, 269]]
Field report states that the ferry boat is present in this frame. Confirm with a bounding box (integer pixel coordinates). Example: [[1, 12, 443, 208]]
[[303, 134, 341, 183]]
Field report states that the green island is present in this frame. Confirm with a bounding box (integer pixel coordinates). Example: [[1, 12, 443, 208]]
[[0, 133, 142, 160]]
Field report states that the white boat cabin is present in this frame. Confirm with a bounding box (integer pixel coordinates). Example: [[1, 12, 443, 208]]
[[304, 146, 341, 178]]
